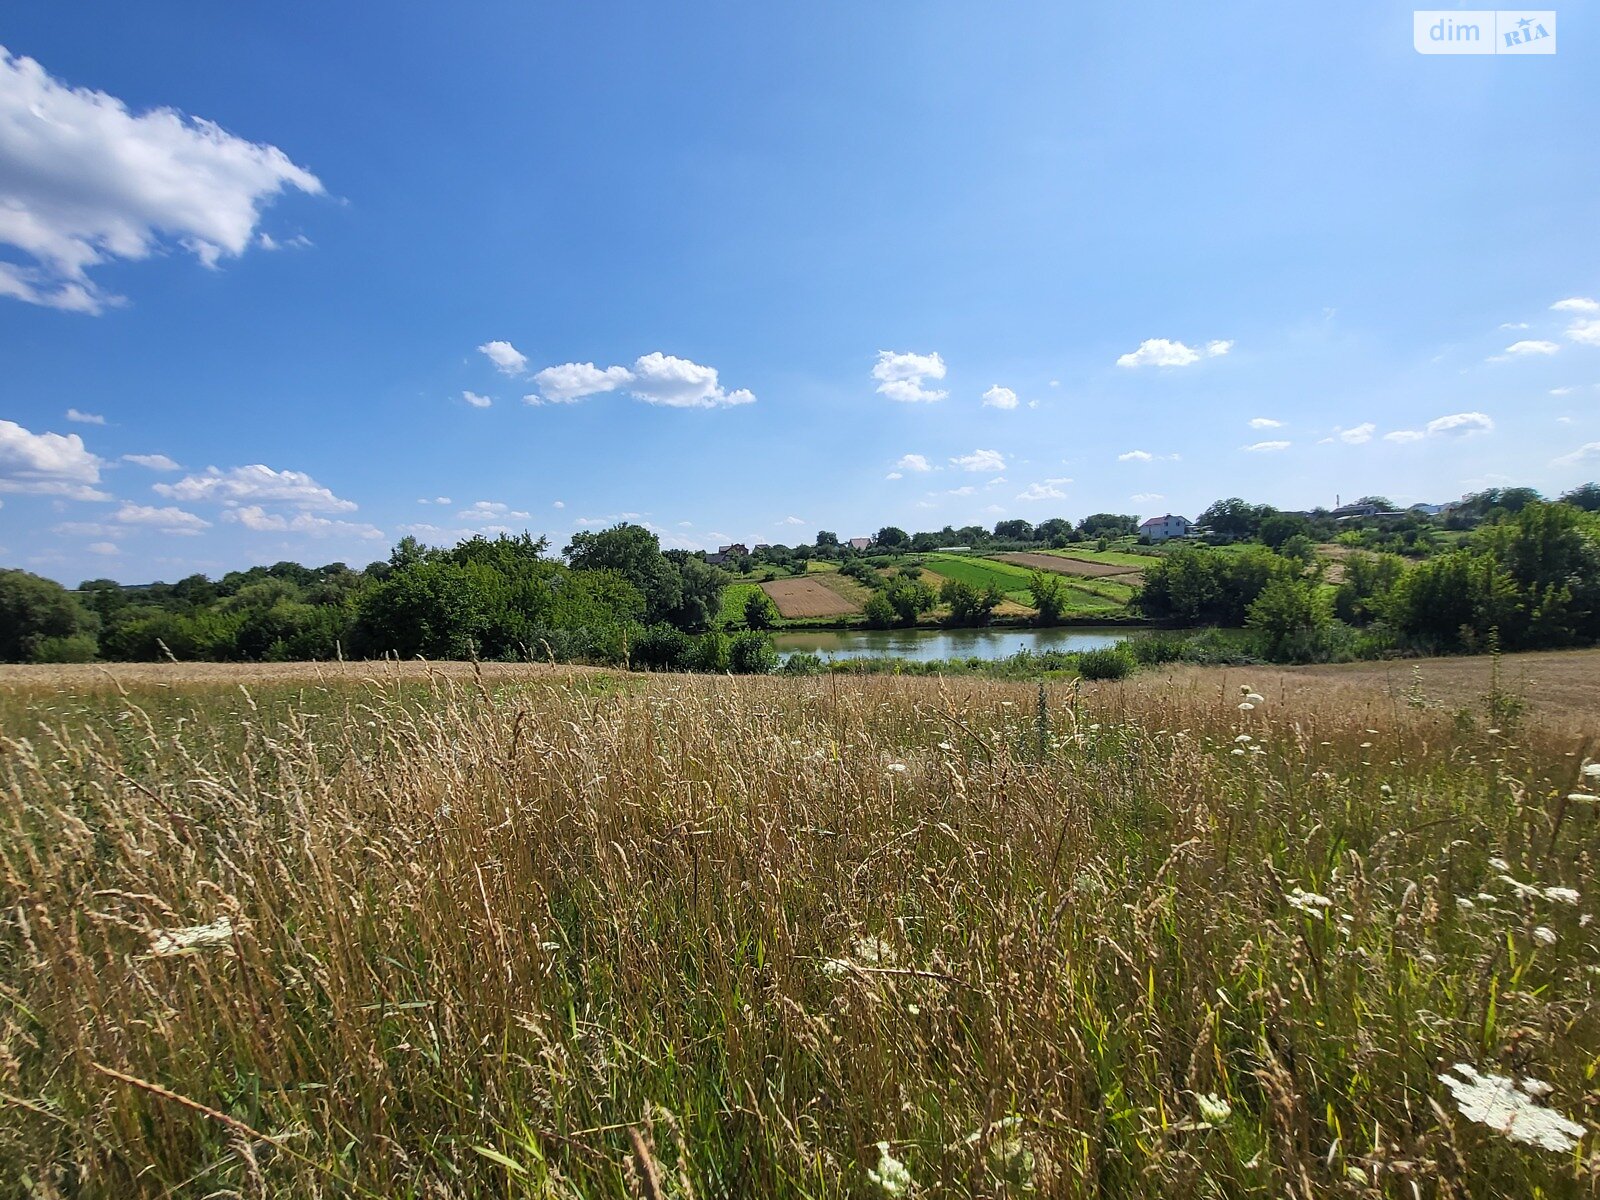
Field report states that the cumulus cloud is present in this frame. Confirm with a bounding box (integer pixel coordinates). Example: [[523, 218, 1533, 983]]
[[1551, 297, 1599, 313], [224, 506, 383, 539], [1131, 492, 1165, 503], [1243, 440, 1291, 452], [0, 418, 108, 499], [1118, 449, 1154, 462], [885, 471, 903, 480], [895, 453, 931, 472], [1249, 417, 1283, 429], [86, 541, 119, 555], [1336, 423, 1375, 445], [478, 340, 527, 375], [458, 500, 529, 520], [417, 496, 452, 505], [951, 449, 1006, 473], [528, 362, 632, 403], [155, 464, 358, 511], [1427, 411, 1494, 436], [112, 503, 209, 534], [981, 385, 1018, 410], [1384, 430, 1425, 443], [462, 391, 492, 408], [527, 354, 753, 408], [1116, 338, 1231, 368], [1016, 478, 1071, 502], [872, 349, 947, 403], [1566, 319, 1600, 347], [781, 515, 806, 525], [66, 408, 104, 424], [1554, 442, 1600, 466], [946, 485, 976, 496], [122, 453, 180, 471], [1505, 340, 1560, 356], [0, 46, 322, 313]]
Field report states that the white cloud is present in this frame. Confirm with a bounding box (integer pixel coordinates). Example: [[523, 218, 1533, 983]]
[[1118, 449, 1154, 462], [113, 503, 209, 534], [895, 453, 931, 472], [529, 361, 633, 403], [1016, 478, 1071, 502], [1551, 297, 1599, 313], [462, 391, 493, 408], [528, 355, 752, 408], [0, 47, 322, 313], [1116, 338, 1231, 368], [458, 500, 530, 520], [781, 515, 806, 525], [86, 541, 119, 556], [951, 449, 1006, 473], [1505, 340, 1560, 356], [122, 453, 180, 471], [0, 418, 108, 499], [552, 500, 565, 509], [1337, 423, 1375, 445], [1384, 430, 1424, 443], [1566, 319, 1600, 347], [1243, 440, 1291, 452], [1426, 411, 1494, 436], [872, 349, 947, 403], [885, 471, 903, 480], [981, 385, 1018, 410], [416, 496, 452, 505], [1554, 442, 1600, 466], [223, 506, 383, 539], [66, 408, 104, 425], [1248, 417, 1283, 429], [946, 485, 976, 496], [1500, 322, 1530, 331], [155, 464, 358, 511], [1131, 492, 1165, 503], [478, 340, 527, 375], [1550, 387, 1575, 396], [626, 352, 754, 408]]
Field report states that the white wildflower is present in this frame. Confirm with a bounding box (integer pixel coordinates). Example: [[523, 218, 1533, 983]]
[[1234, 734, 1253, 743], [1196, 1093, 1232, 1125], [866, 1142, 913, 1195], [1238, 702, 1255, 712], [887, 762, 907, 773], [1286, 888, 1334, 918], [1488, 857, 1510, 871], [149, 916, 234, 957], [1544, 886, 1580, 905], [1583, 762, 1600, 779], [937, 741, 953, 751], [1231, 748, 1246, 756], [1499, 874, 1543, 899], [1456, 897, 1475, 911], [1566, 793, 1598, 804], [1438, 1064, 1584, 1153], [1244, 692, 1265, 705], [1380, 783, 1393, 796], [1533, 925, 1557, 945]]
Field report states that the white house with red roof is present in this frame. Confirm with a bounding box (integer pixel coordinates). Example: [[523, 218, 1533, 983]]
[[1139, 513, 1192, 542]]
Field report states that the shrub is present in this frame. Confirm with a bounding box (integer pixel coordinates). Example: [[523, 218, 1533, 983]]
[[1076, 646, 1133, 680], [632, 623, 694, 671], [691, 630, 731, 672], [779, 651, 825, 676], [729, 631, 778, 675], [30, 633, 99, 663]]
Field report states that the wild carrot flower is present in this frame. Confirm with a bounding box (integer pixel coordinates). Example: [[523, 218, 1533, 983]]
[[1438, 1064, 1584, 1152], [1286, 888, 1334, 917], [1196, 1093, 1232, 1125], [1238, 702, 1255, 712], [866, 1142, 913, 1195], [1533, 926, 1557, 945]]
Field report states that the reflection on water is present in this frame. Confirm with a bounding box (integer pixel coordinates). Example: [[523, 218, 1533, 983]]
[[771, 626, 1137, 663]]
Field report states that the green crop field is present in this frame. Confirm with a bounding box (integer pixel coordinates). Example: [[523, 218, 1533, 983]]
[[922, 554, 1036, 602], [1039, 546, 1154, 570], [716, 581, 766, 626]]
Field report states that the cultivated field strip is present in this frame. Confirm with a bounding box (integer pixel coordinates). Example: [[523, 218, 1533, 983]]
[[759, 575, 862, 617]]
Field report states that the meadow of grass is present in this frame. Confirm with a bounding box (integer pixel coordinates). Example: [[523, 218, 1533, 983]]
[[922, 555, 1037, 603], [1037, 547, 1154, 570], [3, 662, 1599, 1197]]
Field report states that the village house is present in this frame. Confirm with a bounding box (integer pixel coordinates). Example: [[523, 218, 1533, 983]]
[[847, 537, 873, 551], [707, 542, 749, 565], [1138, 514, 1191, 543]]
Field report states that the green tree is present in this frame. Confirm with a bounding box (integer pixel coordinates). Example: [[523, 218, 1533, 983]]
[[993, 519, 1034, 542], [672, 556, 731, 631], [1246, 577, 1331, 661], [875, 526, 909, 551], [743, 589, 779, 630], [1198, 498, 1274, 542], [939, 578, 1003, 626], [1078, 513, 1138, 539], [1028, 571, 1069, 625], [0, 570, 99, 663], [565, 524, 683, 625]]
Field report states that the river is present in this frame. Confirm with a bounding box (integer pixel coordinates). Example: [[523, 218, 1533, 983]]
[[771, 625, 1138, 663]]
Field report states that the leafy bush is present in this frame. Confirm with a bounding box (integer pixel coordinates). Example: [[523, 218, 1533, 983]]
[[779, 651, 825, 676], [728, 631, 778, 674], [30, 633, 99, 663], [1075, 646, 1133, 680]]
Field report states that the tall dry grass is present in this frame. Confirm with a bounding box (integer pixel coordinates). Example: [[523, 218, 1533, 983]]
[[1, 667, 1597, 1196]]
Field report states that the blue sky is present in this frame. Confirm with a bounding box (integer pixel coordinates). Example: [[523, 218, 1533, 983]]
[[1, 2, 1597, 583]]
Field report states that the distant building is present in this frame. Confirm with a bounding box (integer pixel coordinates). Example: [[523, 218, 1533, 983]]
[[708, 542, 749, 565], [847, 537, 874, 551], [1138, 514, 1191, 542], [1331, 501, 1380, 519], [1408, 503, 1444, 516]]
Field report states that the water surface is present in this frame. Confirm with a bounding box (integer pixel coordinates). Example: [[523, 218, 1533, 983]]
[[772, 626, 1137, 663]]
